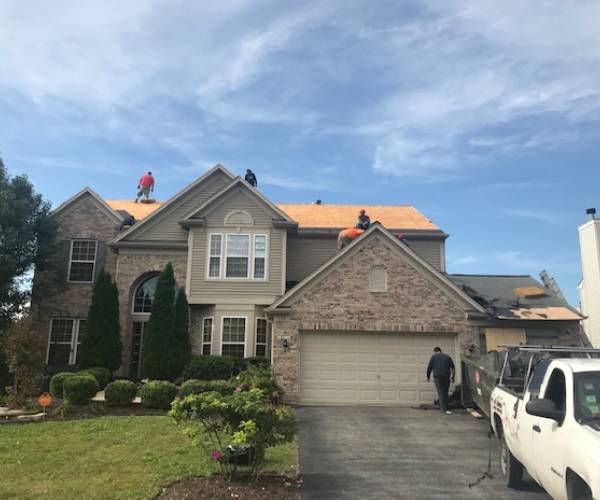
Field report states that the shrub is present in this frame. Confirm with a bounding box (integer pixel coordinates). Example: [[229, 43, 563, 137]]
[[173, 288, 192, 374], [233, 357, 271, 374], [170, 388, 296, 478], [63, 375, 99, 405], [180, 379, 235, 398], [140, 380, 177, 410], [78, 270, 122, 371], [232, 364, 284, 404], [49, 372, 78, 398], [183, 355, 236, 381], [104, 380, 137, 407], [78, 367, 112, 389]]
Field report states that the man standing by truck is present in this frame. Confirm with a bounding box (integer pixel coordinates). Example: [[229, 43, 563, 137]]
[[426, 347, 456, 414]]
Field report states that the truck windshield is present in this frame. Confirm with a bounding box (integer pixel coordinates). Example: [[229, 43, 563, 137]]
[[574, 372, 600, 425]]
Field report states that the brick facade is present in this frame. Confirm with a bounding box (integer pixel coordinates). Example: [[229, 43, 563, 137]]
[[270, 235, 479, 402]]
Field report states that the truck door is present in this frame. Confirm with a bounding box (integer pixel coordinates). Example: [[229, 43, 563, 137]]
[[531, 368, 568, 499]]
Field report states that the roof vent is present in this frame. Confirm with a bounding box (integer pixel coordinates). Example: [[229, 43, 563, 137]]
[[586, 207, 596, 220]]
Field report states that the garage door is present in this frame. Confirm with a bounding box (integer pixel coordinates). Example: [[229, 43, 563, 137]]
[[299, 331, 458, 405]]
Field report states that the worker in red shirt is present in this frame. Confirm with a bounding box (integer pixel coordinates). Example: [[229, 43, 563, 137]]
[[135, 171, 155, 203]]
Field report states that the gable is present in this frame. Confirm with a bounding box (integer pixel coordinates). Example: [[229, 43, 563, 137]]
[[51, 188, 122, 224], [269, 225, 484, 314], [116, 167, 233, 242]]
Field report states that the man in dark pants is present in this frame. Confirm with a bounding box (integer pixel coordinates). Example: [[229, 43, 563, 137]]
[[426, 346, 456, 415]]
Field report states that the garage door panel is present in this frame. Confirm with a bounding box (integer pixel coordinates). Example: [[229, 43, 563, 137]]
[[299, 331, 458, 405]]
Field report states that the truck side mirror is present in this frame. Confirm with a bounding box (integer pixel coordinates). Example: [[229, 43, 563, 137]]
[[525, 398, 564, 423]]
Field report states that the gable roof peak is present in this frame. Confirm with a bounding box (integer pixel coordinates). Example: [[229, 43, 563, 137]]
[[50, 186, 123, 222]]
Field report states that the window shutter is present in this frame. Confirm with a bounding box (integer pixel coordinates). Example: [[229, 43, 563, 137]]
[[94, 241, 106, 281], [62, 240, 72, 279]]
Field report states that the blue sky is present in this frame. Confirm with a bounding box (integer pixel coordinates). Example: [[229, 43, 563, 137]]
[[2, 1, 600, 305]]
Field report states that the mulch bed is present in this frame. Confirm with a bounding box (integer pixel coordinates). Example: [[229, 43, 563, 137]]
[[157, 475, 302, 500]]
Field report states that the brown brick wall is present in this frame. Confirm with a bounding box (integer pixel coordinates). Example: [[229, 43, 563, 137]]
[[271, 235, 479, 402]]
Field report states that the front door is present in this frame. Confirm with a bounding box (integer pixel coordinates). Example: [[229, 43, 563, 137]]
[[129, 321, 146, 379]]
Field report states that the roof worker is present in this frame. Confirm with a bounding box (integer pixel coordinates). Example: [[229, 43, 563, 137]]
[[135, 171, 155, 203], [245, 169, 257, 188], [356, 208, 370, 230], [426, 347, 456, 415]]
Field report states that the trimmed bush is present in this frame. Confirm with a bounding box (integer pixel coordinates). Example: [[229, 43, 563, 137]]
[[180, 379, 235, 398], [105, 380, 137, 407], [183, 355, 236, 381], [232, 365, 284, 404], [234, 357, 271, 374], [49, 372, 77, 398], [173, 288, 192, 374], [140, 380, 177, 410], [78, 367, 112, 389], [63, 375, 99, 405]]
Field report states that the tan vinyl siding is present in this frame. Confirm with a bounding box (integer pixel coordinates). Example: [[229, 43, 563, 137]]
[[130, 171, 231, 241], [203, 188, 274, 228], [189, 227, 285, 302], [404, 239, 444, 271], [286, 235, 338, 283]]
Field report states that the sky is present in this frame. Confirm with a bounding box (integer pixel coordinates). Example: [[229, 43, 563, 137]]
[[2, 0, 600, 306]]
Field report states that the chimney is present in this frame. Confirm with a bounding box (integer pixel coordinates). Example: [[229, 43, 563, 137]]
[[586, 208, 597, 220]]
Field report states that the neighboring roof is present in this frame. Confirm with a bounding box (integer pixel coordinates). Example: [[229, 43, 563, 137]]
[[106, 200, 163, 220], [51, 187, 123, 222], [267, 223, 485, 313], [449, 274, 582, 321], [181, 177, 295, 225], [276, 204, 440, 231]]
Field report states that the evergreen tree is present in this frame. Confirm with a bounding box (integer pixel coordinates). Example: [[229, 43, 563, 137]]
[[174, 288, 192, 374], [78, 270, 122, 372], [142, 263, 180, 380]]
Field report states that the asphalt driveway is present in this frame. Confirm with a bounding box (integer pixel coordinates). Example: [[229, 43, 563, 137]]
[[298, 406, 551, 500]]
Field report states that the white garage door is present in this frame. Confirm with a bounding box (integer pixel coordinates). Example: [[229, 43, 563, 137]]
[[299, 331, 458, 405]]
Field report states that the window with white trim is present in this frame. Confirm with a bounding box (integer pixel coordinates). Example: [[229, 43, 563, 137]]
[[202, 317, 213, 355], [133, 275, 159, 313], [208, 234, 222, 278], [47, 318, 87, 365], [226, 234, 250, 278], [68, 240, 97, 282], [207, 233, 268, 280], [221, 317, 246, 359], [253, 235, 267, 279], [255, 318, 271, 358]]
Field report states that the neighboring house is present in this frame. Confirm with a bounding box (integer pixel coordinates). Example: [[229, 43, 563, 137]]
[[579, 208, 600, 348], [34, 164, 582, 405]]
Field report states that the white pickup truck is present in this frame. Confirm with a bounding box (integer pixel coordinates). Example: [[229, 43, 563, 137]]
[[490, 347, 600, 500]]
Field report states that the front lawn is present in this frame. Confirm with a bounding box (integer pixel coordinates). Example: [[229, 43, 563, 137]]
[[0, 416, 297, 500]]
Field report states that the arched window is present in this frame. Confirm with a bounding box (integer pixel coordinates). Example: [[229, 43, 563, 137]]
[[133, 275, 159, 313]]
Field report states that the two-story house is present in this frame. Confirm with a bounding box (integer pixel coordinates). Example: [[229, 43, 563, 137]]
[[37, 164, 582, 405]]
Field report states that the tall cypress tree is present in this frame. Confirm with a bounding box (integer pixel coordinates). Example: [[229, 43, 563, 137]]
[[174, 288, 191, 375], [142, 262, 179, 380], [79, 270, 122, 372]]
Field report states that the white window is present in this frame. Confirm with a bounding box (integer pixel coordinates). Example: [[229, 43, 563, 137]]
[[47, 318, 87, 365], [253, 235, 267, 279], [133, 275, 159, 313], [221, 317, 246, 359], [68, 240, 97, 282], [208, 234, 222, 278], [255, 318, 271, 359], [226, 234, 250, 278], [202, 317, 213, 355], [207, 233, 268, 280]]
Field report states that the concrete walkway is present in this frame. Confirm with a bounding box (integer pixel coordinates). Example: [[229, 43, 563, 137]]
[[298, 406, 551, 500]]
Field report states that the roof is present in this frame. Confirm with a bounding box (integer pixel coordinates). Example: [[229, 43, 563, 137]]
[[105, 200, 163, 220], [104, 199, 441, 231], [449, 274, 582, 321], [267, 223, 485, 313], [553, 358, 600, 373]]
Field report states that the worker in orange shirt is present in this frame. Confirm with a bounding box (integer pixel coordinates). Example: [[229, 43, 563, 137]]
[[135, 171, 155, 203]]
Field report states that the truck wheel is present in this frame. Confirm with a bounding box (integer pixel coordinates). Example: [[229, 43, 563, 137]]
[[566, 473, 593, 500], [500, 436, 523, 488]]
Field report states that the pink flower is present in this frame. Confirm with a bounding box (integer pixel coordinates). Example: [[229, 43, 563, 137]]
[[210, 450, 222, 461], [234, 386, 242, 392]]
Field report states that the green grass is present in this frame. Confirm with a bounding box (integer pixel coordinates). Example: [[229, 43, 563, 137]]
[[0, 416, 297, 500]]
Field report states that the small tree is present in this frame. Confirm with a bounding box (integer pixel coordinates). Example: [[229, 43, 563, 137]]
[[142, 263, 180, 380], [78, 270, 122, 372], [174, 288, 192, 375], [2, 314, 46, 407]]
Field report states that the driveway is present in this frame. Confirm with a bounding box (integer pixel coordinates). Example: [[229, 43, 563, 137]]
[[298, 406, 551, 500]]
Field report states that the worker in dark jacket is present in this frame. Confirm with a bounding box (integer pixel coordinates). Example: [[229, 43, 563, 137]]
[[356, 209, 370, 230], [426, 347, 456, 414], [245, 169, 257, 187]]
